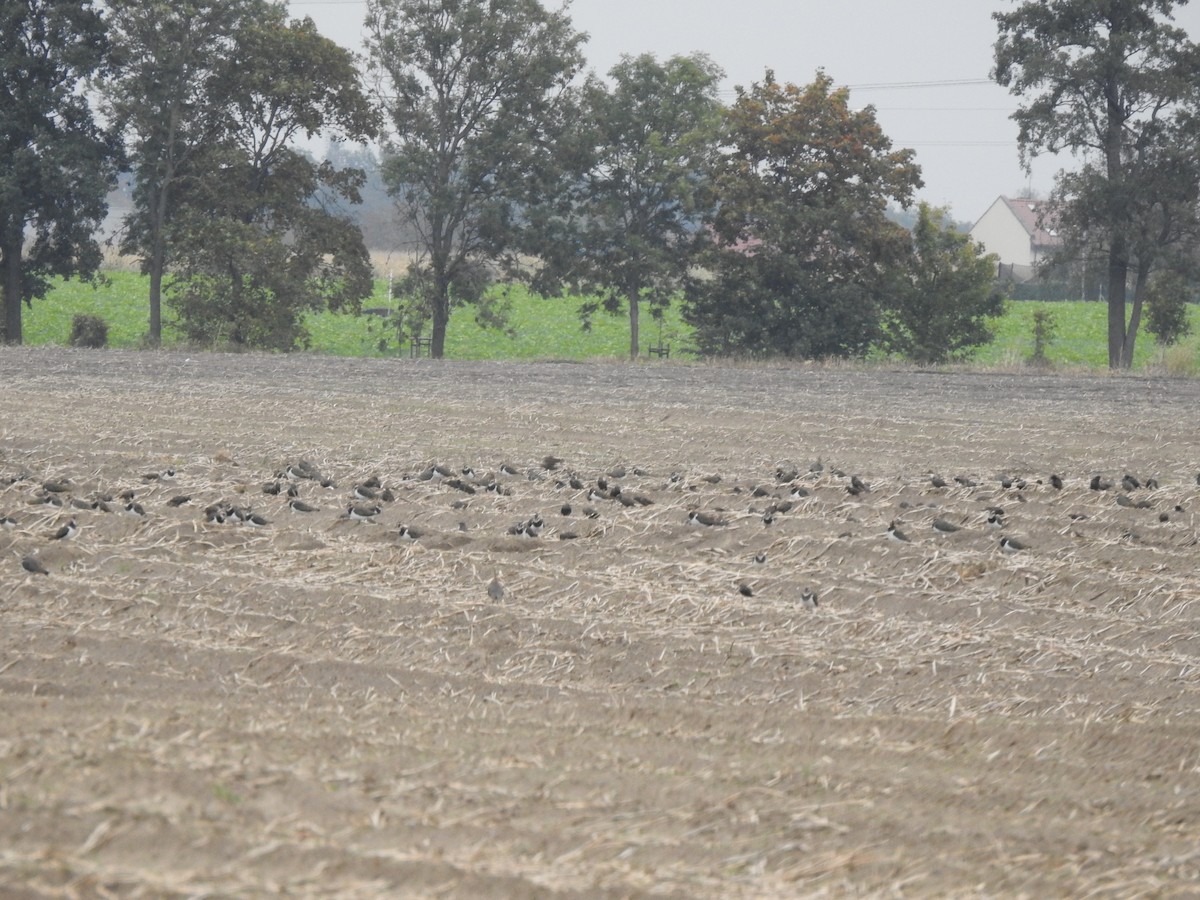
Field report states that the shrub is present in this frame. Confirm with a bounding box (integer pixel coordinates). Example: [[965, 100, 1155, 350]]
[[69, 313, 108, 349], [1028, 308, 1057, 367], [1144, 270, 1192, 347]]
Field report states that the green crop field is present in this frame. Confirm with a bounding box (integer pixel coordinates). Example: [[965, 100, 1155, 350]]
[[18, 270, 1200, 372]]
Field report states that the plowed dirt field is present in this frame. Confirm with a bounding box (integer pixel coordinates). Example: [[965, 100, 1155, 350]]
[[1, 347, 1198, 898]]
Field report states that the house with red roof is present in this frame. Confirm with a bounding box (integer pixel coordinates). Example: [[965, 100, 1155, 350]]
[[969, 196, 1062, 283]]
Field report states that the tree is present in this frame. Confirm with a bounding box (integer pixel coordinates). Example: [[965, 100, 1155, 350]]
[[166, 9, 379, 349], [0, 0, 120, 344], [994, 1, 1200, 368], [684, 71, 921, 358], [99, 0, 262, 346], [882, 203, 1004, 365], [538, 53, 724, 360], [366, 0, 586, 358]]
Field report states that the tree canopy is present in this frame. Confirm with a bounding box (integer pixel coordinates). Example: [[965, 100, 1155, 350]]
[[165, 8, 379, 349], [102, 1, 377, 350], [533, 53, 724, 359], [685, 71, 922, 359], [366, 0, 586, 358], [1, 0, 120, 344], [882, 203, 1004, 365], [101, 0, 261, 345], [994, 0, 1200, 368]]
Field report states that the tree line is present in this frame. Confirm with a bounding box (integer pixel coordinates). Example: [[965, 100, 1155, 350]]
[[3, 0, 1198, 367]]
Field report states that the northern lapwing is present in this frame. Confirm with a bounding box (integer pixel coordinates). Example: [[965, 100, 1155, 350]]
[[999, 535, 1029, 553], [344, 503, 382, 521], [21, 554, 49, 576], [929, 474, 948, 488], [738, 583, 754, 597], [931, 517, 961, 534], [352, 484, 378, 501], [801, 587, 819, 610], [285, 460, 321, 482], [51, 519, 79, 541], [397, 524, 425, 540], [688, 511, 727, 527], [418, 464, 453, 482], [886, 520, 912, 543], [0, 514, 17, 529], [288, 498, 320, 513], [166, 495, 192, 507], [124, 501, 146, 517]]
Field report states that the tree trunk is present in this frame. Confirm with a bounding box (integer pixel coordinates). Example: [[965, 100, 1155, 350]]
[[2, 228, 23, 345], [1106, 238, 1129, 369], [146, 187, 170, 347], [628, 289, 640, 360], [430, 267, 450, 359], [148, 260, 164, 347], [1120, 261, 1151, 369]]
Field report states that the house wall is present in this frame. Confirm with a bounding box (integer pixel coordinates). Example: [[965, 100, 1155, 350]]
[[969, 198, 1035, 271]]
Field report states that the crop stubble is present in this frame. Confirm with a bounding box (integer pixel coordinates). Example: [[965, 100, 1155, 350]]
[[0, 348, 1198, 898]]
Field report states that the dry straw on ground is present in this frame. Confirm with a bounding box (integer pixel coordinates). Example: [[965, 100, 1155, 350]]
[[0, 347, 1197, 898]]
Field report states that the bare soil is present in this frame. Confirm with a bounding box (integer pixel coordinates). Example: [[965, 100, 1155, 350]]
[[1, 347, 1198, 898]]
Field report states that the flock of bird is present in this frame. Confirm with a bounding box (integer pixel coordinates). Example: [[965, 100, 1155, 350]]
[[6, 451, 1197, 608]]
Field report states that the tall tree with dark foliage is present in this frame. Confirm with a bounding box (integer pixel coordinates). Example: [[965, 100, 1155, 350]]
[[0, 0, 120, 344], [366, 0, 586, 358], [994, 0, 1200, 368], [686, 72, 921, 359]]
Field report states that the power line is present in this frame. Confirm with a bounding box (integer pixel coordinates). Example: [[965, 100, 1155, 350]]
[[847, 78, 994, 90]]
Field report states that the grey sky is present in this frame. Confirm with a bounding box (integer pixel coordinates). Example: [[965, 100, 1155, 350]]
[[288, 0, 1200, 223]]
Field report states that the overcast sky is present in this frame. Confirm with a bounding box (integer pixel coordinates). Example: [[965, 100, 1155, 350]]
[[287, 0, 1200, 223]]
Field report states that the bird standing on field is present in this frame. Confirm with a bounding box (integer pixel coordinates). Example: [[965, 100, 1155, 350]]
[[487, 575, 505, 601], [999, 535, 1029, 553], [51, 519, 79, 541], [22, 555, 50, 575]]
